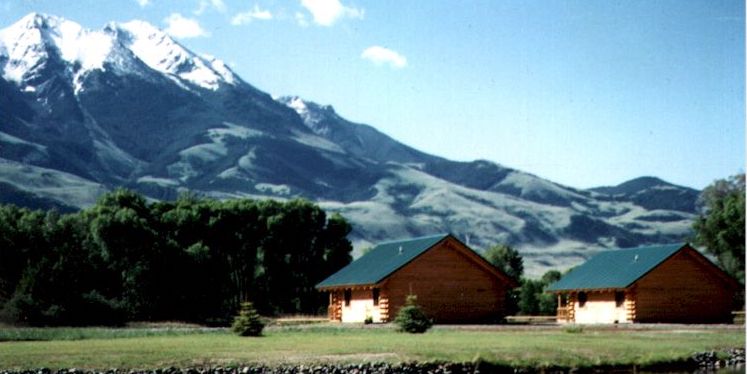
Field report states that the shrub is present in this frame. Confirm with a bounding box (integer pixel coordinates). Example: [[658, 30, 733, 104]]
[[394, 295, 432, 333], [231, 301, 264, 336], [564, 325, 584, 334]]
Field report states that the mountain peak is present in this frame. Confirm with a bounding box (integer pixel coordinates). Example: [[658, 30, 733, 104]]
[[4, 13, 86, 43], [111, 19, 237, 90], [278, 96, 338, 135], [0, 12, 115, 85], [13, 12, 63, 30], [0, 13, 241, 92], [591, 176, 683, 196]]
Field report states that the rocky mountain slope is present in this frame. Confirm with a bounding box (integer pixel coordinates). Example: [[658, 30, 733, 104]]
[[0, 13, 699, 276]]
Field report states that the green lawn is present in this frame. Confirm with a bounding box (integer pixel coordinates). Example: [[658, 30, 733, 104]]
[[0, 324, 743, 370]]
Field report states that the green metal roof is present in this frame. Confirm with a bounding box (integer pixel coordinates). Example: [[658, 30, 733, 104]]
[[546, 243, 687, 292], [316, 233, 450, 289]]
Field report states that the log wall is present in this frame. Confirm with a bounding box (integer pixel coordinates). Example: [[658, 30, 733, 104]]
[[633, 249, 736, 323], [381, 239, 510, 323]]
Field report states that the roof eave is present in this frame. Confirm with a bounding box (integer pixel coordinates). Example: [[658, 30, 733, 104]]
[[316, 279, 386, 291], [546, 286, 630, 293]]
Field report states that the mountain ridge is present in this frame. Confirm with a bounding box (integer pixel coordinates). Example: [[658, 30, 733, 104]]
[[0, 13, 699, 276]]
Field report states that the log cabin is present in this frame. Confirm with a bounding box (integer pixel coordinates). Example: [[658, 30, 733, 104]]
[[547, 243, 740, 324], [316, 233, 517, 323]]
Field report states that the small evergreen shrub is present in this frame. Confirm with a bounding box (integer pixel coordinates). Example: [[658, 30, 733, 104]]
[[231, 301, 264, 337], [364, 316, 373, 324], [394, 295, 432, 333]]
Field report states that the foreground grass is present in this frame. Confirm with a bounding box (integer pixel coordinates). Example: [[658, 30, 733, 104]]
[[0, 325, 743, 370]]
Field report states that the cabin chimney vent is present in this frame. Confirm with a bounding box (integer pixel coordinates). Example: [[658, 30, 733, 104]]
[[398, 246, 403, 255], [634, 254, 639, 262]]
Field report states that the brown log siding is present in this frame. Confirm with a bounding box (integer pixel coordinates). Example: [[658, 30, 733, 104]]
[[632, 249, 736, 323], [382, 240, 509, 323]]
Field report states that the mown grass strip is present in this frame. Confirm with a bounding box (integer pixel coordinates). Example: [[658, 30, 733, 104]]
[[0, 325, 742, 370], [0, 326, 226, 342]]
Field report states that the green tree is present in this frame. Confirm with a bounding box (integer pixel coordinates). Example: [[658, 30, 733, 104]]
[[87, 189, 163, 320], [538, 270, 562, 315], [155, 197, 234, 323], [517, 270, 563, 316], [322, 213, 353, 277], [693, 174, 745, 283], [3, 212, 125, 326], [484, 244, 523, 281], [485, 244, 523, 316], [541, 270, 562, 285], [518, 279, 542, 315]]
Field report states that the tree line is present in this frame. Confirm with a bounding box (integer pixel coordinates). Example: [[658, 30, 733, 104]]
[[0, 189, 352, 326]]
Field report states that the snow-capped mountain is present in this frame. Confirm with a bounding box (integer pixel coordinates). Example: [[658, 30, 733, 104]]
[[0, 14, 699, 276]]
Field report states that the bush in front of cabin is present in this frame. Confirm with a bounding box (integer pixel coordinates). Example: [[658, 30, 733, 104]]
[[394, 295, 432, 333], [231, 301, 264, 336]]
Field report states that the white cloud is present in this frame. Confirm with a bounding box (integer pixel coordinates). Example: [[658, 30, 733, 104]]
[[295, 12, 309, 27], [164, 13, 209, 39], [194, 0, 227, 15], [361, 46, 407, 69], [135, 0, 151, 7], [231, 5, 273, 25], [300, 0, 363, 27]]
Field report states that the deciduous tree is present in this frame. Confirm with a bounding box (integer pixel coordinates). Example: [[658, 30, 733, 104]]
[[693, 174, 745, 283]]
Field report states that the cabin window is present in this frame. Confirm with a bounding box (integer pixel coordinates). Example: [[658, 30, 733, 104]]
[[559, 294, 567, 307], [615, 291, 625, 307], [344, 289, 351, 306], [578, 292, 587, 307], [372, 288, 380, 306]]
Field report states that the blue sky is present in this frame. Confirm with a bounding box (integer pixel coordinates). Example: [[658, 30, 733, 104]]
[[1, 0, 743, 189]]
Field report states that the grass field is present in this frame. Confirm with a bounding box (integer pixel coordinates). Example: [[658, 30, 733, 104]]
[[0, 324, 743, 370]]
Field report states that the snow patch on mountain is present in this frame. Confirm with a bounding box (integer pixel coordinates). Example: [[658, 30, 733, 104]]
[[115, 20, 237, 90], [0, 13, 240, 92], [0, 13, 117, 88], [51, 18, 112, 71], [281, 96, 333, 135]]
